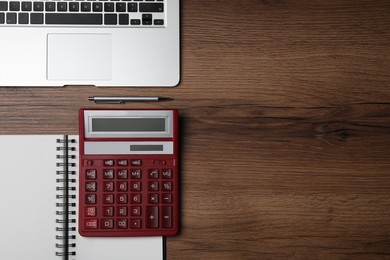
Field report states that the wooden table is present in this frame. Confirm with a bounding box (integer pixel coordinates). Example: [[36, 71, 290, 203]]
[[1, 0, 389, 259]]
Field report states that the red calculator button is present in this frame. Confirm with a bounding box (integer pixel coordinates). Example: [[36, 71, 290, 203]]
[[162, 169, 173, 179], [148, 181, 159, 191], [85, 182, 97, 192], [130, 206, 141, 216], [85, 206, 96, 217], [162, 182, 172, 191], [85, 169, 97, 179], [117, 206, 128, 216], [103, 206, 114, 217], [130, 169, 142, 179], [146, 206, 159, 228], [117, 159, 128, 166], [131, 194, 142, 204], [118, 181, 128, 192], [85, 219, 98, 229], [130, 218, 142, 229], [130, 181, 141, 191], [162, 206, 173, 228], [101, 219, 114, 229], [103, 181, 114, 192], [117, 219, 128, 229], [162, 193, 173, 204], [117, 169, 128, 179], [148, 169, 159, 179], [118, 194, 128, 204], [148, 193, 159, 204], [104, 160, 115, 166], [103, 169, 114, 179], [103, 194, 114, 204], [130, 159, 142, 166], [85, 194, 96, 204]]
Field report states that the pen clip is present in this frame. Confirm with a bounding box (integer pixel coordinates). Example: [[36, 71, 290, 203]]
[[92, 100, 126, 104]]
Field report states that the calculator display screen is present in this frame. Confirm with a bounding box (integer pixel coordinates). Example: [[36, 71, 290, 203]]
[[92, 118, 166, 132]]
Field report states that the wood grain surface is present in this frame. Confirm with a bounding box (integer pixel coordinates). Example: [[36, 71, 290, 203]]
[[1, 0, 390, 259]]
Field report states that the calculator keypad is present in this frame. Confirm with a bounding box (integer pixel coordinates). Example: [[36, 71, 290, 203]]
[[80, 157, 177, 236]]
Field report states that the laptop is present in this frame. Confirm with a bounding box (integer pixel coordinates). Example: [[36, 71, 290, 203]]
[[0, 0, 179, 87]]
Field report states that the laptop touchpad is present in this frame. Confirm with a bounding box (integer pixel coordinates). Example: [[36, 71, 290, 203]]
[[47, 34, 112, 81]]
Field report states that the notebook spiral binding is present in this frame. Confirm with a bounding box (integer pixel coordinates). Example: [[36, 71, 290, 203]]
[[56, 136, 77, 259]]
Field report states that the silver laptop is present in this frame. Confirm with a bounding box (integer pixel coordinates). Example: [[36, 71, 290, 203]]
[[0, 0, 179, 87]]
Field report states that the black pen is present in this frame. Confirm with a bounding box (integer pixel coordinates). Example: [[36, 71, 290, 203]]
[[88, 96, 171, 103]]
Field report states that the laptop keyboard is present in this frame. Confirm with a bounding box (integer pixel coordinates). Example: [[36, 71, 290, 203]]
[[0, 0, 165, 26]]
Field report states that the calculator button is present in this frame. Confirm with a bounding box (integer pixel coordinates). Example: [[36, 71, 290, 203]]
[[130, 206, 141, 216], [118, 194, 128, 204], [103, 181, 114, 192], [103, 194, 114, 204], [117, 159, 128, 166], [117, 206, 128, 216], [104, 159, 115, 166], [85, 219, 98, 229], [85, 206, 96, 217], [117, 219, 128, 229], [148, 193, 159, 204], [103, 169, 114, 179], [162, 169, 173, 179], [101, 219, 114, 229], [162, 193, 172, 204], [130, 181, 141, 191], [117, 181, 128, 192], [85, 194, 96, 204], [85, 181, 97, 192], [103, 206, 114, 217], [148, 181, 159, 191], [162, 206, 172, 228], [117, 169, 128, 179], [146, 206, 159, 228], [130, 159, 142, 166], [162, 182, 172, 191], [131, 194, 141, 204], [130, 218, 142, 229], [85, 169, 97, 179], [148, 169, 159, 179], [130, 169, 142, 179]]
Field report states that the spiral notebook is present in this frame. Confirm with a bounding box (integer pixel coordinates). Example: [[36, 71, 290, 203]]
[[0, 135, 163, 260]]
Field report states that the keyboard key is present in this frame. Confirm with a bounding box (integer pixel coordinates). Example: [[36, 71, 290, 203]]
[[116, 2, 126, 12], [104, 2, 114, 12], [57, 2, 67, 12], [142, 13, 152, 25], [119, 14, 129, 25], [30, 13, 43, 24], [33, 2, 43, 11], [21, 1, 32, 11], [92, 2, 102, 12], [46, 13, 103, 25], [101, 219, 114, 229], [128, 3, 137, 12], [117, 219, 128, 229], [9, 1, 20, 11], [139, 3, 163, 12], [0, 2, 7, 11], [117, 206, 128, 216], [130, 19, 140, 25], [85, 219, 98, 229], [103, 206, 114, 217], [0, 12, 4, 24], [130, 218, 141, 229], [81, 2, 91, 12], [69, 2, 79, 12], [6, 12, 16, 24], [154, 19, 164, 25], [45, 2, 55, 12], [18, 13, 28, 24], [85, 206, 96, 217]]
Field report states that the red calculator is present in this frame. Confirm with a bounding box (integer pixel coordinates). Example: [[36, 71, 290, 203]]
[[79, 108, 179, 237]]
